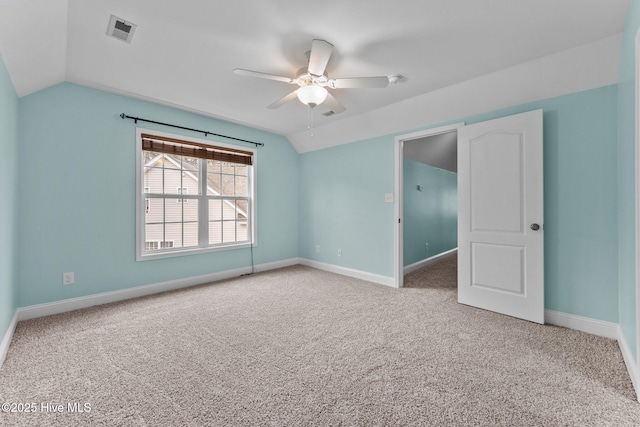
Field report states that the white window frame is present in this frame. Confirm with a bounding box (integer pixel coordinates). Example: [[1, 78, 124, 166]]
[[136, 128, 257, 261]]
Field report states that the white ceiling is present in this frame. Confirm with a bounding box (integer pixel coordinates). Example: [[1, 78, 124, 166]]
[[0, 0, 631, 148]]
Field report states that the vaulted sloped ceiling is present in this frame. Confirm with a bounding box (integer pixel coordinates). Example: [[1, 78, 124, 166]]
[[0, 0, 630, 152]]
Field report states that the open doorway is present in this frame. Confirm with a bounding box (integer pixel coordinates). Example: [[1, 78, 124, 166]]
[[403, 131, 458, 288], [394, 123, 463, 288]]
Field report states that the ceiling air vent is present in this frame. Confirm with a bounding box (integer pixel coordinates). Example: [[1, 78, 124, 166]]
[[107, 15, 137, 43]]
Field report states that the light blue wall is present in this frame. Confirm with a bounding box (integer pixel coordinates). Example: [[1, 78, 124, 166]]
[[0, 54, 18, 338], [300, 85, 619, 322], [298, 136, 395, 275], [403, 160, 457, 266], [17, 83, 299, 307], [618, 1, 640, 360], [516, 87, 618, 322]]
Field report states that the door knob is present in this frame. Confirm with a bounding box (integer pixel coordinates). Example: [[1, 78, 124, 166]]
[[530, 223, 540, 231]]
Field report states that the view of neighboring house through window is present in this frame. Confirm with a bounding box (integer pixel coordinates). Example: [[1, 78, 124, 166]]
[[138, 131, 255, 259], [207, 159, 250, 244], [177, 187, 189, 203]]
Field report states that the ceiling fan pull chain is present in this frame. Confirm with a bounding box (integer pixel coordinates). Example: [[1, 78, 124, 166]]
[[307, 104, 314, 138]]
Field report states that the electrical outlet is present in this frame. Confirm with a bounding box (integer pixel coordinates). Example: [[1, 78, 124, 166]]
[[63, 272, 75, 285], [337, 249, 342, 257], [315, 245, 321, 254]]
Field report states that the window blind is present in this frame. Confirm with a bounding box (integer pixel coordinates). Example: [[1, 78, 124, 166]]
[[141, 133, 253, 165]]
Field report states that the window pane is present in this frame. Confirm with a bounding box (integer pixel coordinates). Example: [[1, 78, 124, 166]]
[[145, 198, 164, 224], [235, 175, 248, 197], [144, 151, 161, 164], [236, 200, 248, 218], [183, 199, 198, 221], [165, 223, 183, 248], [145, 224, 164, 251], [164, 169, 182, 194], [165, 198, 183, 222], [222, 221, 236, 243], [207, 173, 220, 196], [237, 221, 248, 241], [221, 161, 235, 174], [220, 175, 234, 196], [144, 167, 163, 194], [209, 221, 222, 244], [207, 159, 221, 174], [221, 199, 237, 221], [181, 156, 199, 173], [235, 164, 248, 176], [209, 200, 222, 221], [183, 222, 199, 248], [162, 154, 181, 170]]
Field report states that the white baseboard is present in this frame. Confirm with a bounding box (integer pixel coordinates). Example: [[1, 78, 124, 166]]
[[543, 311, 639, 400], [544, 310, 618, 339], [617, 326, 639, 402], [404, 248, 458, 275], [247, 258, 300, 274], [0, 310, 18, 370], [17, 257, 299, 322], [298, 258, 396, 288]]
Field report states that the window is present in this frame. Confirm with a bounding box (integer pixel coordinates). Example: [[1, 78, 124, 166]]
[[137, 129, 256, 260]]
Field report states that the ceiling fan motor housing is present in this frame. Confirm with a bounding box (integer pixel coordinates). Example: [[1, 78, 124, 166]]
[[295, 67, 329, 87]]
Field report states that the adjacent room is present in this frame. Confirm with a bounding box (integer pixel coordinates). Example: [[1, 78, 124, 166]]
[[1, 0, 640, 425], [401, 130, 458, 282]]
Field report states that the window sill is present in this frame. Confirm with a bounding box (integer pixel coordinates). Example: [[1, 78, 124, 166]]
[[136, 242, 256, 262]]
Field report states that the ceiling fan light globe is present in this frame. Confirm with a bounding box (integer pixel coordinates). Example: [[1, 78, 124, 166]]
[[297, 85, 328, 107]]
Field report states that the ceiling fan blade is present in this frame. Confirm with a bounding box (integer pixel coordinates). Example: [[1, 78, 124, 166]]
[[323, 92, 346, 114], [233, 68, 294, 84], [329, 76, 390, 89], [308, 39, 333, 76], [267, 90, 298, 109]]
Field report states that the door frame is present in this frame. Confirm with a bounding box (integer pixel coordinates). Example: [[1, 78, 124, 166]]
[[634, 28, 640, 400], [394, 122, 464, 288]]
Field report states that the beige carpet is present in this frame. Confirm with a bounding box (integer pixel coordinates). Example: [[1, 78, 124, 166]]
[[1, 256, 638, 426], [404, 253, 458, 289]]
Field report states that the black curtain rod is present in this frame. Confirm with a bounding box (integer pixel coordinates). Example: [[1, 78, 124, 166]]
[[120, 113, 264, 147]]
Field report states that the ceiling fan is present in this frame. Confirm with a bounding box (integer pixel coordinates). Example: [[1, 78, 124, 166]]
[[233, 39, 390, 114]]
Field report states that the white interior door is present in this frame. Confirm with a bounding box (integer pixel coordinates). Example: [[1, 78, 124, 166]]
[[458, 109, 544, 323]]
